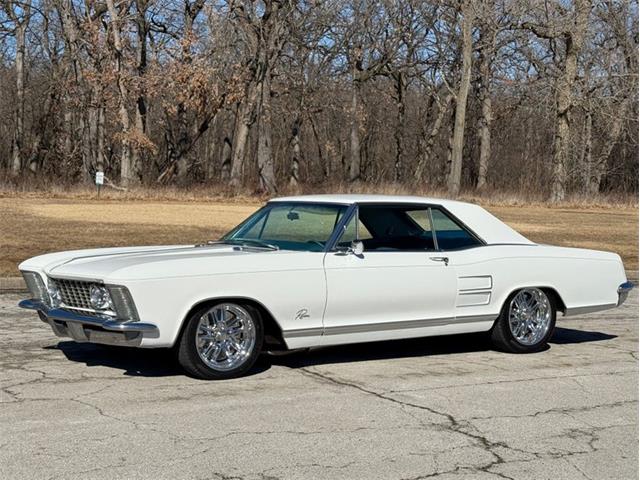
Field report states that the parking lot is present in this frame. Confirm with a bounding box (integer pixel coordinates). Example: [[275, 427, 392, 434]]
[[1, 292, 637, 480]]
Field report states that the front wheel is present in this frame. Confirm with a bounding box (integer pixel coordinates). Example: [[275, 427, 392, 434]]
[[490, 288, 556, 353], [177, 302, 264, 380]]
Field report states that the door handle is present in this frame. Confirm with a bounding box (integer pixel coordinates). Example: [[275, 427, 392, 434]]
[[430, 256, 449, 266]]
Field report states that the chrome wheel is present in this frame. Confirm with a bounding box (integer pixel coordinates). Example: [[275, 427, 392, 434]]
[[508, 288, 552, 346], [195, 303, 256, 372]]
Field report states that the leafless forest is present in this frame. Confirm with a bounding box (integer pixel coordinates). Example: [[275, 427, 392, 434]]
[[0, 0, 638, 200]]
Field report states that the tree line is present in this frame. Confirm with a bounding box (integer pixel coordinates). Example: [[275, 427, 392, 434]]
[[0, 0, 637, 200]]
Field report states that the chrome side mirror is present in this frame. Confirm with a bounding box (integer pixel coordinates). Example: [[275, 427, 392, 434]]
[[349, 240, 364, 256]]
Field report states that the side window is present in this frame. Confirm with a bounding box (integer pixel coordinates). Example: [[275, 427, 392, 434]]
[[347, 206, 436, 251], [430, 208, 481, 250], [336, 212, 371, 248]]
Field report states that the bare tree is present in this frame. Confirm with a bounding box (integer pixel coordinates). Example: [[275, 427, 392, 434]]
[[105, 0, 135, 186], [523, 0, 592, 202], [447, 0, 474, 195], [3, 0, 31, 175], [228, 0, 294, 193], [0, 0, 636, 198]]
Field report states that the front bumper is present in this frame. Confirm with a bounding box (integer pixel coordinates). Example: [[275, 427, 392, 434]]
[[617, 281, 634, 306], [19, 299, 158, 347]]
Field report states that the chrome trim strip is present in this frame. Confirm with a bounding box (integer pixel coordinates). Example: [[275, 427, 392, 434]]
[[283, 314, 497, 338], [282, 327, 324, 338], [458, 275, 493, 292], [48, 274, 104, 283], [564, 303, 618, 316], [19, 299, 158, 333]]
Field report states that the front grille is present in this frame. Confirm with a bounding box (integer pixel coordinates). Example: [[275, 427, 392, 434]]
[[55, 279, 94, 310]]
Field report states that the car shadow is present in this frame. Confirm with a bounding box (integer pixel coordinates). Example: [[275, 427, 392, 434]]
[[268, 327, 618, 370], [550, 326, 617, 344], [45, 326, 617, 378], [45, 342, 185, 377]]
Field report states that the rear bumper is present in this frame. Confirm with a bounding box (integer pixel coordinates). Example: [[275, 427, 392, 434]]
[[617, 281, 634, 306], [19, 299, 158, 347]]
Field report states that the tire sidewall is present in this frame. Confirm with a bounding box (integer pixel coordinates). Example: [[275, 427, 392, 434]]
[[178, 302, 264, 380]]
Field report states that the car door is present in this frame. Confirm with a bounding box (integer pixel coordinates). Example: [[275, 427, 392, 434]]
[[429, 207, 496, 322], [321, 204, 458, 343]]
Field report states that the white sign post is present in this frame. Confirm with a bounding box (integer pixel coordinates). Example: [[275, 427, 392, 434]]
[[95, 171, 104, 197]]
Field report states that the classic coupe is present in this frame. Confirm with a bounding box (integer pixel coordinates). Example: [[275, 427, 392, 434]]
[[19, 195, 633, 379]]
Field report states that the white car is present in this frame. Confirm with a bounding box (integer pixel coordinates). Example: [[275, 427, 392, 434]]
[[19, 195, 633, 379]]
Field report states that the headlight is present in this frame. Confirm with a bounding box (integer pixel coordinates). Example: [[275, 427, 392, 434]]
[[47, 279, 62, 308], [89, 285, 114, 310]]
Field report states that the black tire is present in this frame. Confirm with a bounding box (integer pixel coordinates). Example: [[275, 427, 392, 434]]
[[490, 288, 556, 353], [177, 302, 264, 380]]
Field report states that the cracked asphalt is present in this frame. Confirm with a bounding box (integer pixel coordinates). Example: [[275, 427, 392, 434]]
[[1, 292, 638, 480]]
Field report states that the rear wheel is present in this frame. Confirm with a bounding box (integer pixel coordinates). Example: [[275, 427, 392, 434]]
[[490, 288, 556, 353], [178, 302, 263, 380]]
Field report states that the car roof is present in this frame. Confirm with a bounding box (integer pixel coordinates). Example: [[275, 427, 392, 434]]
[[269, 194, 466, 208], [269, 194, 535, 246]]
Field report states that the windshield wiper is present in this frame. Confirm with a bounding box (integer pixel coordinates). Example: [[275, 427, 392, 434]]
[[208, 239, 279, 251]]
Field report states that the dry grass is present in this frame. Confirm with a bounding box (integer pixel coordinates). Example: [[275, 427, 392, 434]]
[[1, 182, 637, 209], [0, 196, 637, 277]]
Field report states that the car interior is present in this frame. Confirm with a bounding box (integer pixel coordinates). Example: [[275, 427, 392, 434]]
[[344, 205, 481, 252]]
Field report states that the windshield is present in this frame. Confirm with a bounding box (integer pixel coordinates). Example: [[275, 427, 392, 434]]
[[222, 202, 348, 252]]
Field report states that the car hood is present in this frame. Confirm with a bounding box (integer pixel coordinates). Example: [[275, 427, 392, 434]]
[[19, 244, 294, 282]]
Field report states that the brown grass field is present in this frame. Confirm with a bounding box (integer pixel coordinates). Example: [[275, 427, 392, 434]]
[[0, 195, 637, 277]]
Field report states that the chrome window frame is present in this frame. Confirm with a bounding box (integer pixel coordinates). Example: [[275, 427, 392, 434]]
[[325, 202, 486, 253]]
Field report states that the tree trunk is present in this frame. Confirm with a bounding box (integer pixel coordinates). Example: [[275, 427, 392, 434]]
[[348, 75, 363, 182], [476, 22, 493, 190], [11, 18, 27, 175], [549, 0, 590, 202], [132, 0, 148, 182], [174, 104, 190, 182], [415, 93, 451, 182], [256, 73, 277, 194], [588, 101, 627, 195], [393, 73, 406, 183], [96, 105, 106, 173], [220, 136, 232, 180], [448, 0, 474, 196], [229, 95, 254, 187], [106, 0, 133, 186], [580, 109, 592, 193], [289, 116, 302, 187], [57, 0, 91, 179], [309, 114, 328, 179]]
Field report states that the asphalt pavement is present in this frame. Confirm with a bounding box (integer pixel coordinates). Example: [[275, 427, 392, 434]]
[[1, 292, 638, 480]]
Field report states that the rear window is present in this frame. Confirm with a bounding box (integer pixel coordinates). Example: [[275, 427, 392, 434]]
[[431, 208, 481, 250]]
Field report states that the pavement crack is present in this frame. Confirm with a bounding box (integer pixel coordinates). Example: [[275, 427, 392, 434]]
[[298, 367, 528, 477], [469, 399, 638, 420]]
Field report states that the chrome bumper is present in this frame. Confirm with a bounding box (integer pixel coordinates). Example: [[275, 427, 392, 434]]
[[19, 299, 158, 347], [617, 281, 634, 306]]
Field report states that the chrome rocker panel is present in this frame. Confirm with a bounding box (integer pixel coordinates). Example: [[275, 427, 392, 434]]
[[19, 299, 159, 347]]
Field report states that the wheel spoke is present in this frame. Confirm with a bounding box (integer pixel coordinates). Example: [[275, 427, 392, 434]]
[[230, 339, 243, 352], [226, 316, 240, 328], [210, 343, 222, 361], [195, 303, 257, 371], [201, 341, 215, 358], [508, 289, 552, 346]]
